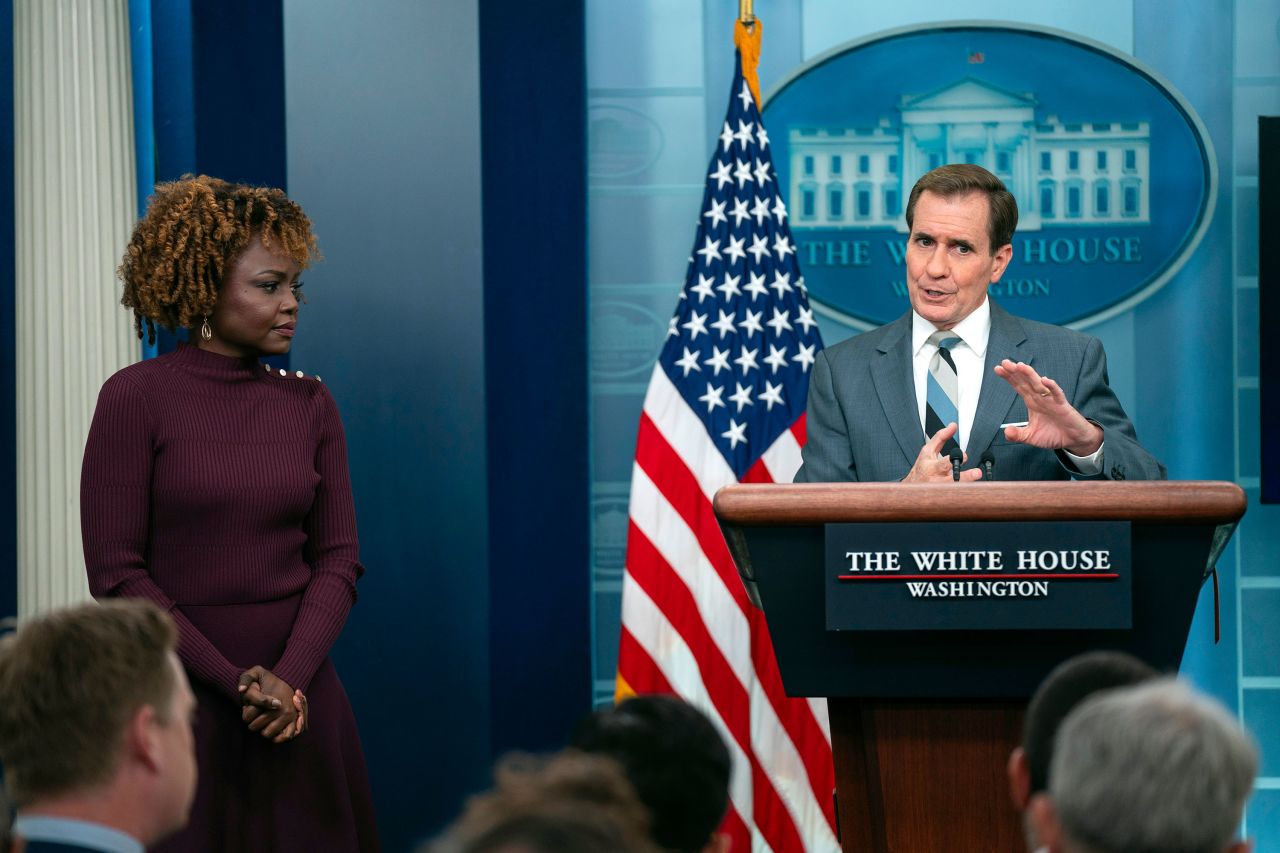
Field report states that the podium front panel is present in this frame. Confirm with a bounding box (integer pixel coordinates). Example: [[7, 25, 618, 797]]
[[746, 522, 1211, 698]]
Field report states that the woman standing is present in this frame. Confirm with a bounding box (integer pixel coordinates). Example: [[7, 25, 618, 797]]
[[81, 175, 379, 852]]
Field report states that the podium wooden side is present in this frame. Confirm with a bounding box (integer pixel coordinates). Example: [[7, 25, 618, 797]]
[[713, 481, 1246, 853]]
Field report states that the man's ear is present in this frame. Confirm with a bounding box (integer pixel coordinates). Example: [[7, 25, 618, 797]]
[[990, 241, 1013, 283], [703, 831, 732, 853], [1027, 793, 1063, 853], [1225, 841, 1254, 853], [126, 703, 163, 773], [1008, 747, 1031, 810]]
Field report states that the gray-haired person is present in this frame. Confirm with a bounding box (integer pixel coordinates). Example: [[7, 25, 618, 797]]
[[1026, 679, 1258, 853], [1008, 650, 1157, 850]]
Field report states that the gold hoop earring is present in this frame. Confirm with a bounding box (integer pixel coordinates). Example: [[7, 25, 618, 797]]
[[200, 316, 212, 342]]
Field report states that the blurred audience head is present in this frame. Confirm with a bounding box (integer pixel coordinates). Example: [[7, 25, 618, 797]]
[[571, 694, 732, 853], [0, 600, 196, 847], [1010, 651, 1157, 811], [1028, 679, 1257, 853], [0, 783, 16, 853], [430, 751, 659, 853]]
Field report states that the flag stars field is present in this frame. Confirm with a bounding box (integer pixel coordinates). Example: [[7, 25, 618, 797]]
[[764, 344, 789, 374], [717, 273, 742, 300], [719, 122, 735, 151], [705, 198, 727, 228], [674, 347, 701, 377], [770, 272, 792, 297], [721, 418, 748, 449], [710, 159, 733, 189], [699, 383, 726, 413], [760, 380, 785, 410], [767, 307, 792, 336], [751, 196, 771, 225], [704, 346, 731, 375], [724, 235, 747, 265], [712, 309, 737, 339], [691, 275, 716, 303], [697, 236, 722, 264], [794, 342, 817, 371], [796, 305, 817, 333], [681, 311, 708, 340]]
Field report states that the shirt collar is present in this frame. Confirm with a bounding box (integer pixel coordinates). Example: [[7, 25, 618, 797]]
[[911, 298, 992, 358], [13, 815, 145, 853]]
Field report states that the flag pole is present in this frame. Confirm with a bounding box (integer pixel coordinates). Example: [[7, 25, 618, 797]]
[[734, 12, 763, 110]]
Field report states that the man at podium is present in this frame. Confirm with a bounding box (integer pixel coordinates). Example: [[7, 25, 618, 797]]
[[795, 164, 1166, 485]]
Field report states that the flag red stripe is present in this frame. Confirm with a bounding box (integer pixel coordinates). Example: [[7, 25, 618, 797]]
[[625, 522, 807, 853], [791, 411, 807, 446], [634, 414, 749, 610], [637, 413, 837, 832], [749, 607, 838, 830], [752, 753, 807, 853], [618, 625, 673, 695], [741, 454, 773, 483], [625, 521, 750, 743]]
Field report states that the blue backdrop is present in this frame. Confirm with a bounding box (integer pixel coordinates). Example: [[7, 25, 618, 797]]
[[283, 1, 589, 848]]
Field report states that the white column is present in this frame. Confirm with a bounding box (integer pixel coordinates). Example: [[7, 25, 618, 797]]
[[14, 0, 139, 617]]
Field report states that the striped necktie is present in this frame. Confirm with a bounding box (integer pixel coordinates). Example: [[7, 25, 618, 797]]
[[924, 330, 962, 455]]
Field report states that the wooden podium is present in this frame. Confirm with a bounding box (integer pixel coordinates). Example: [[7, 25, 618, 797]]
[[713, 481, 1246, 853]]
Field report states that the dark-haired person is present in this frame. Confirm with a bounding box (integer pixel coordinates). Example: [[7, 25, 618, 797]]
[[570, 695, 732, 853], [794, 163, 1164, 484], [0, 600, 196, 852], [1008, 651, 1157, 851], [80, 176, 378, 852]]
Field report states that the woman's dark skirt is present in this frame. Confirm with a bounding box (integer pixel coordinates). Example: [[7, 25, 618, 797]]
[[152, 596, 380, 853]]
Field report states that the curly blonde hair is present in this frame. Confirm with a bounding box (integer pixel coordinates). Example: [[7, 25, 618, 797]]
[[119, 175, 320, 343]]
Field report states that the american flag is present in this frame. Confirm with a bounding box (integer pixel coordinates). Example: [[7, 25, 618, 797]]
[[615, 34, 838, 853]]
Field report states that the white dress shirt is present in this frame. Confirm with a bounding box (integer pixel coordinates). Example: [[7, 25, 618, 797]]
[[910, 299, 1103, 473], [912, 301, 990, 454]]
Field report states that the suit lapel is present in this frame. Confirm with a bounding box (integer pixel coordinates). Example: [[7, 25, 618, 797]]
[[969, 301, 1030, 460], [870, 313, 926, 466]]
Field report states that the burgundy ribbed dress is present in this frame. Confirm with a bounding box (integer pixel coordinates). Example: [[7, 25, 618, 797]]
[[81, 344, 380, 852]]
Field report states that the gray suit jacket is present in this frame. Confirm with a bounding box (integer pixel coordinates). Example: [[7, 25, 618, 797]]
[[794, 302, 1166, 483]]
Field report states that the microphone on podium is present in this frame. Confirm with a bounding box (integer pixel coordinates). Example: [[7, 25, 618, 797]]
[[981, 450, 996, 482]]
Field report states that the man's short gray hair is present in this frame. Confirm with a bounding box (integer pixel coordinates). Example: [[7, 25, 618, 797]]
[[1049, 679, 1257, 853]]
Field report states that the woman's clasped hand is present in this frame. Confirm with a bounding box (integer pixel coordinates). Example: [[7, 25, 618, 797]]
[[237, 666, 309, 743]]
